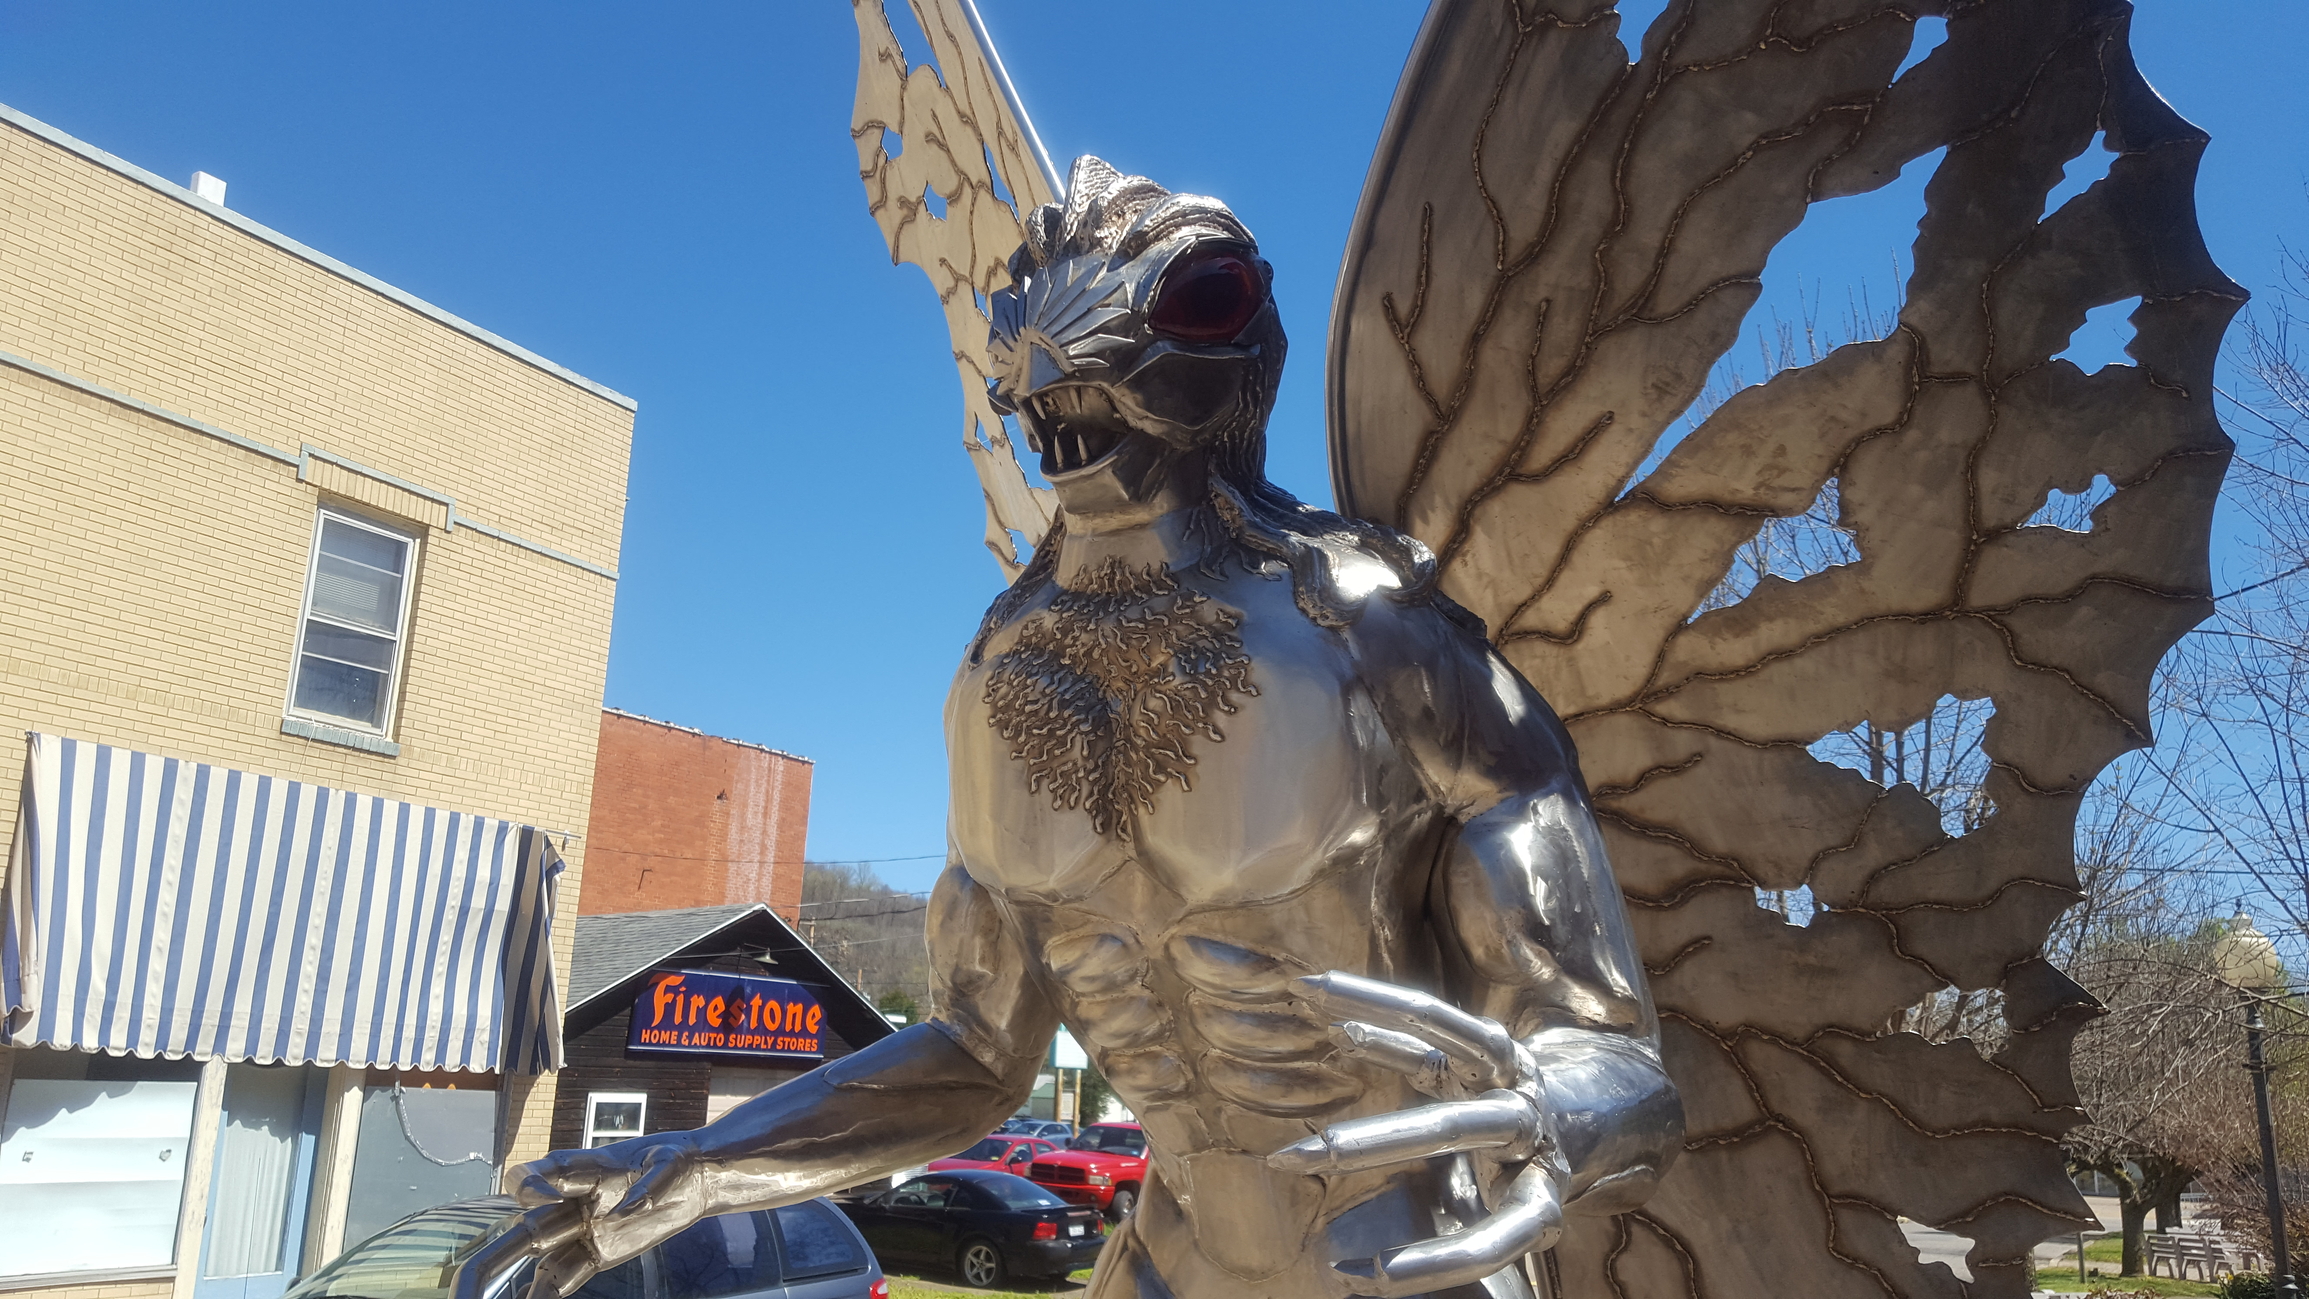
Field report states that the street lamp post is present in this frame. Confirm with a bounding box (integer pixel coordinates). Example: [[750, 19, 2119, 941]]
[[2215, 913, 2300, 1297]]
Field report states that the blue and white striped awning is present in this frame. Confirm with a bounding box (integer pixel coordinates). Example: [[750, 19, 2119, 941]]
[[3, 732, 564, 1072]]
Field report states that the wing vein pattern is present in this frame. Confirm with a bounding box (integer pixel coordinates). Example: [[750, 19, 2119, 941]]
[[1330, 1, 2239, 1294], [852, 0, 1059, 575]]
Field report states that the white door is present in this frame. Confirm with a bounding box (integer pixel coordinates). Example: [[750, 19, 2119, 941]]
[[196, 1064, 321, 1299]]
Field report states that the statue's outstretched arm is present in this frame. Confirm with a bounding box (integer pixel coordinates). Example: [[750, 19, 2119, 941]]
[[505, 863, 1059, 1293], [1270, 603, 1682, 1297]]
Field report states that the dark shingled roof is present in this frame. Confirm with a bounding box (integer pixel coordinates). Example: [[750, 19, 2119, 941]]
[[568, 904, 763, 1009]]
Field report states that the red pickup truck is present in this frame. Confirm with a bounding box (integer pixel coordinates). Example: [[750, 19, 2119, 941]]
[[1027, 1122, 1148, 1220]]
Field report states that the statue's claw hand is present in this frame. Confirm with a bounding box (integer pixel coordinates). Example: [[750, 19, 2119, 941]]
[[1266, 1089, 1541, 1175], [1270, 971, 1562, 1298], [499, 1133, 711, 1298], [1328, 1165, 1563, 1299], [1293, 970, 1528, 1094]]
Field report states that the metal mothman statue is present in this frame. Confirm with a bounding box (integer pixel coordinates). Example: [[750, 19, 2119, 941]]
[[504, 0, 2244, 1294], [509, 158, 1682, 1299]]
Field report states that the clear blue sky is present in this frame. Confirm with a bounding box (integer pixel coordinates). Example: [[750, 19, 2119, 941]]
[[2, 2, 2300, 895]]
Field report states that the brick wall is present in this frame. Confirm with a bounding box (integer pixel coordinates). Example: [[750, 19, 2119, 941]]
[[0, 109, 633, 1206], [581, 711, 813, 920], [6, 1282, 174, 1299]]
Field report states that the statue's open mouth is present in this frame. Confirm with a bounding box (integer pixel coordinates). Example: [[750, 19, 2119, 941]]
[[1028, 385, 1130, 478]]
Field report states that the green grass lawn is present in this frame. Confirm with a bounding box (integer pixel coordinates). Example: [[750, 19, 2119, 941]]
[[2033, 1231, 2240, 1295], [884, 1267, 1096, 1297], [2032, 1279, 2224, 1297], [2033, 1240, 2224, 1298], [882, 1265, 2232, 1299], [879, 1248, 2238, 1299]]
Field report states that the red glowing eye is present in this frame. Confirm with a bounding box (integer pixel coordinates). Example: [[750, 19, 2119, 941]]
[[1149, 251, 1262, 342]]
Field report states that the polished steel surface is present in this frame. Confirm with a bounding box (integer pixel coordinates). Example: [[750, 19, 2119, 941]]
[[509, 159, 1682, 1298]]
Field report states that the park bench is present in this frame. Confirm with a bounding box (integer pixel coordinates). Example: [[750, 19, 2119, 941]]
[[2145, 1226, 2263, 1280]]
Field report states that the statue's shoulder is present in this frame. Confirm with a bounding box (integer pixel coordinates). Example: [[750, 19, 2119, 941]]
[[961, 568, 1060, 668], [1322, 545, 1487, 652]]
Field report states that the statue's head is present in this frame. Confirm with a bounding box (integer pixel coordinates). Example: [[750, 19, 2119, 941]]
[[988, 157, 1286, 516]]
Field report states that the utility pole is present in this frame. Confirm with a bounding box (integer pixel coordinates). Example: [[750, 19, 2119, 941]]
[[2216, 914, 2299, 1298], [2246, 993, 2300, 1298]]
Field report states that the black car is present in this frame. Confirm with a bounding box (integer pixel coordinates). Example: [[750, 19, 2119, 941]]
[[838, 1169, 1106, 1286]]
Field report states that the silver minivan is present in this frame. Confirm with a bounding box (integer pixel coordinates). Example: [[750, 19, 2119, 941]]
[[281, 1195, 887, 1299]]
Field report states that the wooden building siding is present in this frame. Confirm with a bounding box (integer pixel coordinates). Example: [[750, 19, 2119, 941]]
[[549, 949, 863, 1152]]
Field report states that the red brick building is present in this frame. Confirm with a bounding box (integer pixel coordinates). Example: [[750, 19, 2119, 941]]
[[581, 709, 813, 919]]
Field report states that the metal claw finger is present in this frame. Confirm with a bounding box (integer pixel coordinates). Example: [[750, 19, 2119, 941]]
[[523, 1200, 591, 1253], [452, 1202, 578, 1299], [1328, 1021, 1463, 1098], [1295, 971, 1522, 1091], [1270, 1091, 1540, 1176], [513, 1159, 606, 1207], [1331, 1166, 1563, 1299], [510, 1144, 637, 1205], [533, 1242, 604, 1299]]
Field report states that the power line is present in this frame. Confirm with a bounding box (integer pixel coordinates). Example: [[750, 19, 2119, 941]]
[[587, 846, 945, 868], [800, 904, 931, 922], [798, 895, 932, 922]]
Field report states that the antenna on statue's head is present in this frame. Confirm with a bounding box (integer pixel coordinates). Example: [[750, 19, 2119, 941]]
[[958, 0, 1064, 201]]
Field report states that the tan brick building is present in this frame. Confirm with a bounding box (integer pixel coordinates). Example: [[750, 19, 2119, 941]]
[[580, 710, 813, 921], [0, 101, 631, 1297]]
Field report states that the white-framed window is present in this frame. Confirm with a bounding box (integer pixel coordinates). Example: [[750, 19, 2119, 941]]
[[0, 1053, 201, 1282], [585, 1092, 647, 1148], [286, 508, 417, 734]]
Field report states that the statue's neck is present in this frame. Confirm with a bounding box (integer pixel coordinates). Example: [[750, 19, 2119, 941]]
[[1054, 505, 1207, 587], [1051, 447, 1213, 585]]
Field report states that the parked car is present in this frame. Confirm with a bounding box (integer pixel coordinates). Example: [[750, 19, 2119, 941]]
[[929, 1134, 1059, 1175], [998, 1118, 1074, 1141], [1028, 1122, 1148, 1220], [282, 1193, 887, 1299], [837, 1169, 1105, 1287]]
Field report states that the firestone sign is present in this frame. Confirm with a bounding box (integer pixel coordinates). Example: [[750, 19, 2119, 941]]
[[629, 969, 826, 1061]]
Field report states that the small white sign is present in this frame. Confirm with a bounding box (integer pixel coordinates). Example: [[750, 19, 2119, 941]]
[[1049, 1027, 1088, 1070]]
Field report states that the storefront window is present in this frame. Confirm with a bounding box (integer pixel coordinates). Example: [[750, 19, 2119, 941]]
[[0, 1049, 201, 1280], [340, 1083, 496, 1247]]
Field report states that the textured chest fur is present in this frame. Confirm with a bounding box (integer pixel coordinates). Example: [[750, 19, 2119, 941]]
[[978, 557, 1257, 839], [947, 562, 1406, 908]]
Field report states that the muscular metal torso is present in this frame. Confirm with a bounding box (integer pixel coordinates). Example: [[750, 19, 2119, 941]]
[[935, 523, 1671, 1296], [511, 160, 1679, 1299]]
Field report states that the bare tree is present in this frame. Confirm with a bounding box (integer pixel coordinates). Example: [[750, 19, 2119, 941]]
[[2061, 889, 2249, 1274]]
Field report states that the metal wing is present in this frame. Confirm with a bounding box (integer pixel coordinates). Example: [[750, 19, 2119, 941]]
[[851, 0, 1059, 576], [1329, 1, 2239, 1293]]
